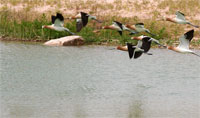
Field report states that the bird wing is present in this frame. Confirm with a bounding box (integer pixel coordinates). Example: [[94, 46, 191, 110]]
[[136, 40, 143, 48], [141, 37, 152, 53], [113, 21, 123, 30], [175, 11, 186, 20], [54, 13, 64, 27], [81, 12, 89, 27], [134, 51, 143, 59], [76, 19, 83, 32], [178, 29, 194, 49], [127, 43, 135, 59], [51, 15, 56, 24]]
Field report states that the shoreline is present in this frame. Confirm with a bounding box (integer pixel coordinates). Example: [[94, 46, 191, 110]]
[[1, 37, 200, 49]]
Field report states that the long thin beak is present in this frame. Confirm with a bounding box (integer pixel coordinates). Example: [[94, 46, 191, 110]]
[[146, 31, 156, 36], [155, 42, 167, 48], [94, 19, 103, 23]]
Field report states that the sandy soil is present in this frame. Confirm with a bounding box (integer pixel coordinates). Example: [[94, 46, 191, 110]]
[[1, 0, 199, 20]]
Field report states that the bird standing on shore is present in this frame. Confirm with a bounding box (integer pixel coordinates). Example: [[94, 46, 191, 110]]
[[158, 11, 199, 28], [167, 29, 200, 57], [42, 13, 75, 35]]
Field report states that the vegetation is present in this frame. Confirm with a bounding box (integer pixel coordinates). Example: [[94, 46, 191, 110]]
[[0, 0, 199, 47]]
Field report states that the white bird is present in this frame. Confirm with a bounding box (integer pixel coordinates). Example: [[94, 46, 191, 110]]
[[42, 13, 75, 35], [159, 11, 199, 28], [167, 29, 200, 57], [125, 23, 156, 36], [127, 37, 153, 59]]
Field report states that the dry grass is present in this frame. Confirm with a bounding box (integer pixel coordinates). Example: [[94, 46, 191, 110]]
[[0, 0, 200, 48]]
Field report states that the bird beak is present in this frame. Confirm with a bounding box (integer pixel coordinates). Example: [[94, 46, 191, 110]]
[[146, 31, 156, 36], [94, 19, 103, 23]]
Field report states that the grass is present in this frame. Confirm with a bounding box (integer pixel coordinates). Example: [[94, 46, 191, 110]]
[[0, 0, 200, 48]]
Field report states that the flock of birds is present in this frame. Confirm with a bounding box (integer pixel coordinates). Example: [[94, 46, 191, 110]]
[[42, 11, 200, 59]]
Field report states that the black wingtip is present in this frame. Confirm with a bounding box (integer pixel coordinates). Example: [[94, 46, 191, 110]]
[[136, 23, 144, 25], [141, 37, 152, 53], [177, 11, 185, 16], [118, 31, 122, 36], [56, 13, 64, 21], [184, 29, 194, 41], [127, 43, 135, 59]]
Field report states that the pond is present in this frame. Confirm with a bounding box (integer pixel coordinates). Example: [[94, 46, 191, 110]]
[[0, 41, 199, 118]]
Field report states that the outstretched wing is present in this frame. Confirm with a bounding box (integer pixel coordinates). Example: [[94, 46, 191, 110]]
[[54, 13, 64, 27], [81, 12, 89, 27], [175, 11, 186, 20], [178, 29, 194, 49], [51, 15, 56, 24], [127, 43, 135, 59], [141, 37, 152, 53], [134, 52, 143, 59], [76, 19, 83, 32], [113, 21, 123, 30]]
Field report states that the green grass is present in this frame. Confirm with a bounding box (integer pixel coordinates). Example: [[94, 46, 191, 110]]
[[0, 3, 200, 47]]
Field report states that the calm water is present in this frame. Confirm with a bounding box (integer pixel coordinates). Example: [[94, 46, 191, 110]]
[[0, 41, 200, 118]]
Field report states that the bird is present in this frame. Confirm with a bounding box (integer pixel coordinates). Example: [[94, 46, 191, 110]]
[[102, 21, 125, 35], [158, 11, 199, 28], [127, 37, 153, 59], [167, 29, 200, 57], [131, 35, 166, 48], [42, 13, 75, 35], [69, 12, 102, 32], [125, 23, 156, 36]]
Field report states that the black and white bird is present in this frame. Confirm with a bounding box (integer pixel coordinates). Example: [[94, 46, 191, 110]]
[[70, 12, 102, 32], [127, 37, 153, 59], [167, 29, 200, 57], [42, 13, 75, 35], [131, 35, 166, 48], [102, 21, 125, 35]]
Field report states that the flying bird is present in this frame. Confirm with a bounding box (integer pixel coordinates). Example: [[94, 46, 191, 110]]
[[127, 37, 153, 59], [131, 35, 166, 48], [125, 23, 156, 36], [102, 21, 125, 35], [42, 13, 75, 35], [167, 29, 200, 57], [158, 11, 199, 28], [69, 12, 102, 32]]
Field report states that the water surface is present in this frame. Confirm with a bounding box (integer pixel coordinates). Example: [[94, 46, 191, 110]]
[[0, 41, 200, 118]]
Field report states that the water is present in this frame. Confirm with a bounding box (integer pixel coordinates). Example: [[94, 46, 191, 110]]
[[0, 41, 200, 118]]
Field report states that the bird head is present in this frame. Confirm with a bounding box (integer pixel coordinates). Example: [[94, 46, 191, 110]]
[[89, 15, 102, 23]]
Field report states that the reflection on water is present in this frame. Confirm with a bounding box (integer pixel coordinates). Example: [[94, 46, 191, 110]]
[[0, 41, 200, 118]]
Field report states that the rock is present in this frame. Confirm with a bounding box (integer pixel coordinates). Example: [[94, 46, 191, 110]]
[[44, 36, 84, 46]]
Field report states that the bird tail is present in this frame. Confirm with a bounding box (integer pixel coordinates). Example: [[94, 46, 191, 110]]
[[64, 28, 76, 35]]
